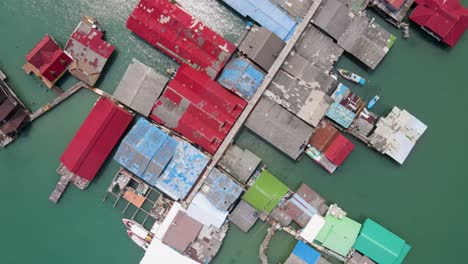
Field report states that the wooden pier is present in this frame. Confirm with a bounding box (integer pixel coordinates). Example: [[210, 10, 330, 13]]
[[185, 0, 324, 204], [259, 225, 277, 264], [49, 173, 72, 204]]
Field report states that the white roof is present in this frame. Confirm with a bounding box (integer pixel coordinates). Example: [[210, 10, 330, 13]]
[[153, 202, 185, 240], [299, 214, 325, 243], [140, 239, 199, 264], [187, 193, 228, 229]]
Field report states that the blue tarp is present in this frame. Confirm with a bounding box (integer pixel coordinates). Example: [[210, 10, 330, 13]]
[[326, 102, 356, 129], [292, 241, 321, 264], [114, 118, 178, 186], [218, 57, 265, 100], [222, 0, 298, 41], [156, 141, 210, 200]]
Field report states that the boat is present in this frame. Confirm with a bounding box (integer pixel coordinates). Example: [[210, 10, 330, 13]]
[[127, 230, 149, 250], [122, 219, 154, 249], [367, 95, 380, 109], [338, 69, 366, 85]]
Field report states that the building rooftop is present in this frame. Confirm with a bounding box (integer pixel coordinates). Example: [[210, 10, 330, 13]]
[[238, 25, 286, 71], [218, 57, 266, 100], [151, 64, 247, 154], [284, 240, 321, 264], [114, 118, 178, 185], [218, 144, 261, 184], [141, 239, 198, 264], [186, 224, 229, 263], [346, 252, 376, 264], [353, 218, 411, 264], [312, 0, 355, 40], [315, 214, 362, 257], [265, 70, 333, 127], [242, 169, 289, 214], [324, 134, 354, 167], [245, 96, 314, 160], [368, 106, 427, 164], [25, 34, 71, 86], [299, 214, 326, 244], [65, 16, 115, 86], [373, 0, 415, 23], [309, 120, 339, 152], [410, 0, 468, 47], [113, 59, 168, 117], [229, 200, 259, 232], [326, 102, 356, 129], [272, 0, 316, 18], [187, 192, 229, 229], [127, 0, 236, 79], [200, 168, 243, 211], [294, 24, 344, 72], [331, 83, 365, 113], [162, 211, 203, 253], [221, 0, 298, 41], [337, 14, 396, 69], [60, 98, 132, 181]]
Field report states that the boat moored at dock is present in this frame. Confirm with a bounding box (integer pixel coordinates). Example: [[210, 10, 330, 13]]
[[338, 69, 366, 85]]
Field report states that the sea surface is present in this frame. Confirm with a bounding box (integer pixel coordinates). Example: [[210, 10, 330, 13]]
[[0, 0, 467, 263]]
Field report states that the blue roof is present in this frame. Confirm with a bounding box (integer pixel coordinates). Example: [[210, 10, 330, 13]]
[[114, 118, 177, 185], [331, 83, 351, 103], [292, 241, 321, 264], [221, 0, 298, 41], [156, 141, 210, 200], [218, 57, 265, 100], [326, 102, 356, 129]]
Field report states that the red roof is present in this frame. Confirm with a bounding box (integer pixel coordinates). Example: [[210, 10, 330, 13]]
[[26, 35, 72, 83], [410, 0, 468, 46], [60, 98, 133, 181], [151, 64, 246, 154], [126, 0, 236, 79], [324, 134, 354, 167], [387, 0, 405, 10]]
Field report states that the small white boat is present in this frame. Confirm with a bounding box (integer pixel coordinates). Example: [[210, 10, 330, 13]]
[[338, 69, 366, 85], [123, 219, 154, 249], [367, 95, 380, 109], [127, 230, 149, 250]]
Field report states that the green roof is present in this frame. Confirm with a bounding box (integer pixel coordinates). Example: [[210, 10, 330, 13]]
[[353, 218, 411, 264], [314, 214, 362, 257], [242, 170, 288, 213]]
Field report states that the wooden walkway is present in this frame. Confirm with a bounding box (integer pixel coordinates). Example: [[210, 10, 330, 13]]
[[185, 0, 324, 204], [259, 225, 276, 264], [49, 173, 72, 204]]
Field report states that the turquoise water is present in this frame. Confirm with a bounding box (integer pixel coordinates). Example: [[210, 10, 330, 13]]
[[1, 0, 467, 263]]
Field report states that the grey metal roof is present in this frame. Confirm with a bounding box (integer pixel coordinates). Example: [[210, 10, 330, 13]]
[[294, 24, 344, 72], [264, 70, 333, 127], [346, 252, 376, 264], [372, 0, 415, 23], [201, 168, 243, 211], [312, 0, 355, 40], [245, 96, 314, 160], [271, 0, 315, 18], [229, 200, 259, 232], [218, 144, 261, 184], [113, 59, 168, 116], [270, 204, 293, 227], [239, 25, 286, 71], [337, 15, 395, 69]]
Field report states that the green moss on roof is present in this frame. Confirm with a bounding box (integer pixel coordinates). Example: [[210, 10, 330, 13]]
[[314, 214, 362, 257], [242, 170, 288, 213], [353, 218, 411, 264]]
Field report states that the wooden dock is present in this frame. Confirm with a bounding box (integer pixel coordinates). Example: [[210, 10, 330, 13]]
[[185, 0, 324, 204], [49, 173, 72, 204]]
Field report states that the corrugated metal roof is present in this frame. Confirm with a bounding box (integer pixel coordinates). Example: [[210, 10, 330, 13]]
[[290, 241, 321, 264], [114, 118, 178, 185], [238, 25, 286, 71], [156, 141, 210, 200], [283, 183, 328, 227], [151, 64, 247, 154], [353, 218, 411, 264], [218, 57, 266, 100], [141, 239, 199, 264], [162, 211, 203, 253], [324, 134, 354, 167], [312, 0, 354, 40], [221, 0, 298, 41], [242, 170, 289, 213], [326, 102, 356, 129], [410, 0, 468, 46], [347, 252, 376, 264], [201, 168, 243, 211], [25, 35, 71, 83], [272, 0, 315, 18], [265, 70, 333, 127], [186, 192, 229, 228], [113, 59, 168, 117], [229, 200, 259, 232], [127, 0, 236, 79], [60, 98, 133, 181], [245, 96, 314, 160], [219, 144, 261, 184], [309, 120, 339, 152], [299, 214, 326, 244], [65, 17, 115, 86], [315, 214, 362, 257]]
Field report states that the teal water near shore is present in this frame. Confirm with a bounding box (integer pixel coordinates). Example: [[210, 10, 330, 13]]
[[1, 0, 467, 263]]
